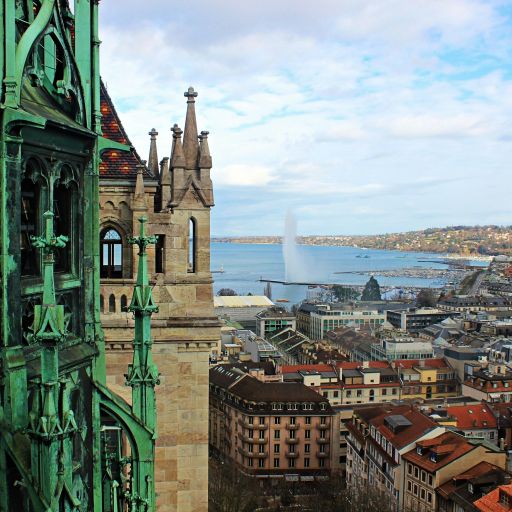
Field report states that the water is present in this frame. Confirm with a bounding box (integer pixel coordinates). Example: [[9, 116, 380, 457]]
[[211, 243, 475, 305]]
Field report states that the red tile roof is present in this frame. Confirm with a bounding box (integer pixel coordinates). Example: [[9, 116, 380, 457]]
[[336, 361, 390, 369], [403, 431, 476, 472], [474, 483, 512, 511], [437, 461, 506, 499], [99, 81, 153, 180], [394, 358, 449, 369], [281, 364, 335, 374], [446, 404, 497, 430]]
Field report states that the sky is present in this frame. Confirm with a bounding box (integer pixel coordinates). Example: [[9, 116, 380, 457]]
[[99, 1, 512, 237]]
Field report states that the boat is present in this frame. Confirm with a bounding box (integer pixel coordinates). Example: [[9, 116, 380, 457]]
[[275, 299, 290, 303]]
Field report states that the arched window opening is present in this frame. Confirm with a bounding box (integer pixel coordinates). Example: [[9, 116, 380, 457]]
[[54, 182, 73, 273], [120, 295, 128, 312], [109, 294, 116, 313], [100, 295, 104, 313], [369, 389, 375, 402], [187, 219, 196, 273], [21, 177, 40, 276], [101, 228, 123, 278]]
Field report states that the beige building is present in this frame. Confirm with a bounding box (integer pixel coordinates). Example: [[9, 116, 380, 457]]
[[209, 364, 334, 480], [403, 432, 506, 512], [99, 84, 220, 511]]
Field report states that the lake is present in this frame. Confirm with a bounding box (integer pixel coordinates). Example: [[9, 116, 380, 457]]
[[210, 243, 477, 305]]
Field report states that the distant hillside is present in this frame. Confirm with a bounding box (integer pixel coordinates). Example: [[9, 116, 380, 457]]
[[213, 225, 512, 256]]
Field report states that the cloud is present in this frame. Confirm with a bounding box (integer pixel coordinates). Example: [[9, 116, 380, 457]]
[[98, 1, 512, 235], [215, 165, 276, 187]]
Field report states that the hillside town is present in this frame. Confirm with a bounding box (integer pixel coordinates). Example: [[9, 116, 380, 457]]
[[209, 256, 512, 510], [214, 225, 512, 256]]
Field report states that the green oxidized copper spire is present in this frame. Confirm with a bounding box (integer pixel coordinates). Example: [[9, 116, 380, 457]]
[[125, 217, 160, 433], [29, 210, 69, 343]]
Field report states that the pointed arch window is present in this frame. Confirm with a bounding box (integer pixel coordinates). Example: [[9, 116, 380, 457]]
[[187, 218, 196, 273], [101, 228, 123, 278]]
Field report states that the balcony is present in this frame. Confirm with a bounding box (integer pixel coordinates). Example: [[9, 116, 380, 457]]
[[237, 418, 268, 430], [285, 438, 299, 445], [317, 437, 328, 444], [286, 423, 300, 431], [238, 447, 268, 459], [286, 451, 300, 459], [317, 451, 329, 458], [238, 433, 268, 444], [316, 423, 329, 431]]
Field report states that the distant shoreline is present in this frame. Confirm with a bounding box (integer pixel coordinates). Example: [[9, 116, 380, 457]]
[[211, 239, 492, 261]]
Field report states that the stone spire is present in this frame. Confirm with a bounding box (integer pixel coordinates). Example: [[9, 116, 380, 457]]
[[170, 124, 185, 168], [160, 157, 171, 208], [133, 163, 148, 210], [148, 128, 159, 179], [198, 130, 212, 169], [182, 87, 199, 169]]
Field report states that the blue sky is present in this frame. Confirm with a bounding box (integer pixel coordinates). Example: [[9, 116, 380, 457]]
[[99, 1, 512, 237]]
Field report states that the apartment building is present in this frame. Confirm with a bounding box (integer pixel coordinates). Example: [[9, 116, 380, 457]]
[[346, 404, 445, 511], [396, 359, 459, 401], [462, 360, 512, 403], [310, 305, 386, 340], [403, 432, 506, 512], [209, 365, 334, 481], [255, 307, 296, 339], [386, 307, 453, 333], [437, 461, 510, 512]]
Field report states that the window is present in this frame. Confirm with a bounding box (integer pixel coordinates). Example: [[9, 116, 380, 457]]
[[274, 417, 281, 425], [248, 458, 253, 467], [273, 458, 280, 468], [414, 467, 419, 478], [305, 444, 310, 453], [274, 445, 280, 453], [259, 417, 265, 424], [258, 445, 265, 453], [305, 430, 311, 439], [155, 234, 165, 273], [408, 464, 412, 475], [120, 295, 128, 311], [346, 391, 352, 397], [334, 391, 339, 398], [21, 177, 40, 276], [357, 390, 362, 397], [427, 492, 432, 503], [258, 459, 265, 468], [421, 471, 426, 483], [248, 416, 254, 424], [187, 218, 196, 273], [407, 481, 412, 491], [320, 417, 326, 425], [319, 459, 325, 467], [109, 294, 116, 313], [290, 417, 296, 425], [421, 489, 425, 500], [413, 484, 418, 496], [259, 430, 265, 439], [101, 228, 123, 278], [305, 417, 311, 425], [304, 457, 310, 468], [289, 459, 295, 468], [274, 430, 280, 440]]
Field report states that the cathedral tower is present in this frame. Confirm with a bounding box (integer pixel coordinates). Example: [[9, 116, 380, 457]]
[[99, 87, 220, 511]]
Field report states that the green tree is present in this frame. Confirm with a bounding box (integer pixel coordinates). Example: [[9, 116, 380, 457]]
[[416, 288, 438, 307], [361, 276, 381, 301], [332, 285, 359, 302]]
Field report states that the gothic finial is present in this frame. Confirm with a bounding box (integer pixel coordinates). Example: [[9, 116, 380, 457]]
[[171, 124, 186, 168], [148, 129, 159, 178], [183, 87, 199, 168], [133, 165, 148, 210], [198, 130, 212, 169], [184, 86, 198, 102]]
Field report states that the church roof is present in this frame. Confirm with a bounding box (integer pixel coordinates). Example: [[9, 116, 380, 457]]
[[99, 81, 154, 181]]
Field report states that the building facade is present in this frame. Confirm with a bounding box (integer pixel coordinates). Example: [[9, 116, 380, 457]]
[[98, 85, 220, 510], [209, 365, 334, 481]]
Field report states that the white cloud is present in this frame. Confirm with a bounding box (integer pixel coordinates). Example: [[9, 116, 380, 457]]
[[215, 164, 276, 187], [99, 1, 512, 235]]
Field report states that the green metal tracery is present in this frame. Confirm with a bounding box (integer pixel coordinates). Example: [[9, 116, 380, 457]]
[[0, 1, 158, 511]]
